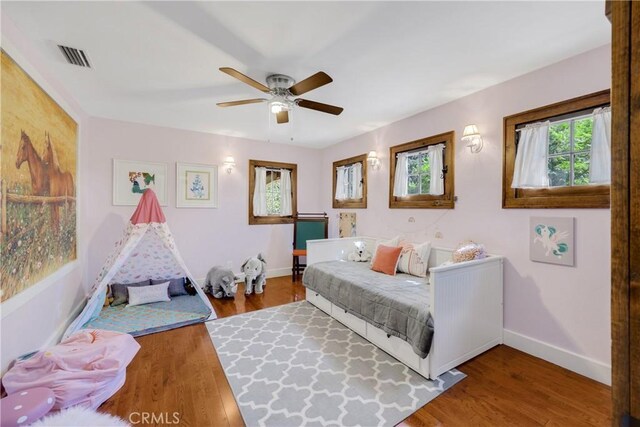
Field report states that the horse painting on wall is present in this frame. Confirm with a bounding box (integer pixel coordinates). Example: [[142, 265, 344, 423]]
[[0, 50, 78, 302]]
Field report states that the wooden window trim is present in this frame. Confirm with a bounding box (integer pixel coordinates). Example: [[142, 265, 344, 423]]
[[502, 90, 611, 209], [332, 153, 367, 209], [248, 159, 297, 225], [389, 131, 455, 209]]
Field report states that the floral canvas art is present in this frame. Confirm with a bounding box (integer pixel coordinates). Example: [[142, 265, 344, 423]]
[[529, 216, 575, 266], [339, 212, 357, 237], [1, 50, 78, 302]]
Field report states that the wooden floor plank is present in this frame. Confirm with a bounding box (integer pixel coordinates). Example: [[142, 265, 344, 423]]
[[101, 277, 611, 426]]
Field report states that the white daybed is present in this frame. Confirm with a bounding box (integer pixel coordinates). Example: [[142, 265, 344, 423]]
[[304, 236, 503, 380]]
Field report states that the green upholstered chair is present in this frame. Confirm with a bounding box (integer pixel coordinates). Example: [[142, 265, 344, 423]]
[[292, 213, 328, 281]]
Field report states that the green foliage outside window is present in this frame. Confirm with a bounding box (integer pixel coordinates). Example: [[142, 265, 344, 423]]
[[407, 153, 431, 195], [547, 117, 593, 187], [266, 173, 281, 215]]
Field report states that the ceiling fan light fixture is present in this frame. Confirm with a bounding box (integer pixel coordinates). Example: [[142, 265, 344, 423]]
[[270, 101, 288, 114]]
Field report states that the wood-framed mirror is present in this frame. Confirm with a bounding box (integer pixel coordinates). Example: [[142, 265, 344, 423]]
[[332, 153, 367, 209]]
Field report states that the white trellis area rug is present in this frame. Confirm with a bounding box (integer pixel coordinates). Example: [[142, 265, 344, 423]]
[[206, 302, 465, 427]]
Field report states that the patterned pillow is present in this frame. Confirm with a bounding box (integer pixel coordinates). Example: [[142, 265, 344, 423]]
[[110, 280, 151, 306], [397, 240, 431, 277]]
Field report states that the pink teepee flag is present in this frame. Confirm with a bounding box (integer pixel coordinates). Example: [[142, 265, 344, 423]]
[[130, 189, 166, 224]]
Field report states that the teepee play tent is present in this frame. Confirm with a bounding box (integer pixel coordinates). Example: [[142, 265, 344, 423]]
[[64, 189, 215, 339]]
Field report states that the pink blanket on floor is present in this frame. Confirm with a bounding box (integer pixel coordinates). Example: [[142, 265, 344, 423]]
[[3, 330, 140, 410]]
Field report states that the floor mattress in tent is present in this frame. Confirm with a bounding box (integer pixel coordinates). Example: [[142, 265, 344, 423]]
[[82, 295, 211, 337]]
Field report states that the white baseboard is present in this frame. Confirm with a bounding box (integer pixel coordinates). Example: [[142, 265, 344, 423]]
[[266, 267, 291, 279], [503, 329, 611, 386]]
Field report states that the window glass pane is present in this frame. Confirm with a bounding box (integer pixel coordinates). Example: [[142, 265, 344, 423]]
[[420, 154, 430, 174], [548, 155, 570, 187], [573, 118, 593, 152], [266, 172, 281, 215], [573, 153, 591, 186], [408, 155, 419, 175], [407, 175, 419, 195], [549, 122, 570, 154], [420, 173, 430, 194]]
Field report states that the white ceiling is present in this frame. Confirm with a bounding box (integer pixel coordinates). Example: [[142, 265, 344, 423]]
[[2, 1, 610, 148]]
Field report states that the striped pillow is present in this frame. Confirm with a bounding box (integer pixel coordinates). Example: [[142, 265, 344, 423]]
[[397, 241, 431, 277]]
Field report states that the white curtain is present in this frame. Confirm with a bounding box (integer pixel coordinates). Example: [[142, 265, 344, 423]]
[[335, 166, 348, 200], [280, 169, 292, 216], [393, 153, 409, 197], [511, 121, 550, 188], [428, 144, 445, 195], [253, 167, 268, 216], [590, 107, 611, 184], [353, 162, 363, 199]]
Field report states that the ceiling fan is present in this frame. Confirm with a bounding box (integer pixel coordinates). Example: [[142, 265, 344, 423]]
[[216, 67, 344, 124]]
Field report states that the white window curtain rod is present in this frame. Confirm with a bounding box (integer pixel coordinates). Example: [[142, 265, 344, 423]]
[[264, 167, 288, 173], [396, 144, 444, 158], [515, 107, 609, 132]]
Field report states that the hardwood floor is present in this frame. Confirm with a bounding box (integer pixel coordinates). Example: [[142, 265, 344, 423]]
[[100, 277, 611, 426]]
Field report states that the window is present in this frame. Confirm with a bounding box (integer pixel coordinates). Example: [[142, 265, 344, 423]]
[[547, 116, 595, 187], [333, 153, 367, 209], [406, 151, 431, 195], [503, 90, 610, 208], [389, 131, 455, 209], [248, 160, 297, 225]]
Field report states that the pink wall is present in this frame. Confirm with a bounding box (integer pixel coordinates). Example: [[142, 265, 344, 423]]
[[1, 10, 612, 384], [83, 118, 322, 283], [320, 45, 612, 377], [1, 16, 89, 372]]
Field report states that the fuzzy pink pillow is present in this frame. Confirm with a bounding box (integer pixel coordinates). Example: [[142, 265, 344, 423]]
[[371, 245, 403, 276]]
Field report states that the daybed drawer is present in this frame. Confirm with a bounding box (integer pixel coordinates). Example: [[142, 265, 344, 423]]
[[306, 289, 331, 314], [366, 323, 421, 371], [332, 307, 366, 337]]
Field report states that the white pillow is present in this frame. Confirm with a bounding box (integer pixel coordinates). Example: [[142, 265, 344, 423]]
[[370, 236, 401, 265], [397, 240, 432, 277], [127, 282, 170, 307]]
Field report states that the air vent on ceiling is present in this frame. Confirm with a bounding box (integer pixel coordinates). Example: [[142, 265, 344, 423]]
[[57, 45, 91, 68]]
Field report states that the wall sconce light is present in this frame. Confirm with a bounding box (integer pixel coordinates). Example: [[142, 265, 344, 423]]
[[462, 124, 484, 153], [223, 156, 236, 174], [367, 151, 381, 170]]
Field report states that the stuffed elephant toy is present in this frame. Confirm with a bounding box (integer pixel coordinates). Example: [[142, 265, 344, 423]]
[[242, 254, 267, 295], [203, 266, 238, 298]]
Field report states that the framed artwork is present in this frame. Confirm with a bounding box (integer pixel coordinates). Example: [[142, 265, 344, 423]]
[[1, 50, 78, 302], [113, 159, 168, 206], [176, 162, 218, 208], [530, 216, 575, 266], [339, 212, 357, 237]]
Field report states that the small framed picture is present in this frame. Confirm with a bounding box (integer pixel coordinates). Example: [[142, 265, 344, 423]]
[[530, 216, 575, 266], [113, 159, 168, 206], [176, 162, 218, 208]]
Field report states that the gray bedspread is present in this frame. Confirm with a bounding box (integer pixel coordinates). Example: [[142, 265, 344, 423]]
[[302, 261, 434, 358]]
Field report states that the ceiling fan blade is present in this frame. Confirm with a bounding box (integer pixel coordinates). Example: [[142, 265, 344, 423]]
[[276, 110, 289, 124], [289, 72, 333, 96], [297, 99, 344, 115], [216, 98, 267, 107], [219, 67, 270, 93]]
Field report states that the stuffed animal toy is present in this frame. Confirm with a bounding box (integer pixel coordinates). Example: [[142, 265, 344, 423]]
[[241, 254, 267, 295], [347, 240, 372, 262], [203, 266, 238, 298]]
